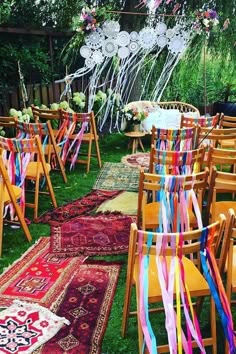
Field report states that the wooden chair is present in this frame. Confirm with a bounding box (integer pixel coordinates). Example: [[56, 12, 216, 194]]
[[0, 155, 32, 257], [151, 126, 200, 150], [206, 167, 236, 223], [180, 113, 220, 128], [0, 135, 57, 221], [218, 114, 236, 149], [121, 219, 227, 353], [137, 168, 209, 231], [149, 145, 205, 174], [15, 120, 67, 183], [61, 110, 102, 173]]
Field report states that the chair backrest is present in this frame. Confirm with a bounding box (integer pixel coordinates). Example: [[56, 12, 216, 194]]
[[157, 101, 200, 116], [207, 147, 236, 173], [31, 105, 63, 123], [137, 168, 209, 230], [149, 145, 205, 174], [61, 110, 97, 136], [0, 135, 47, 185], [216, 208, 235, 275], [219, 114, 236, 129], [151, 126, 200, 150], [181, 114, 220, 128], [198, 126, 236, 148]]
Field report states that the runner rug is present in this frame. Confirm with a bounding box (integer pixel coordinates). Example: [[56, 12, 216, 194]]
[[93, 162, 139, 191], [33, 261, 121, 354], [121, 152, 150, 169], [37, 189, 121, 224], [0, 238, 86, 307], [50, 213, 136, 257]]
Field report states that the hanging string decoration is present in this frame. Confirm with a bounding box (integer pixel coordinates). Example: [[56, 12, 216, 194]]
[[58, 15, 193, 132], [138, 175, 205, 353]]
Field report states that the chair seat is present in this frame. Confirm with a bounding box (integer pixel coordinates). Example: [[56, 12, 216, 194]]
[[26, 161, 51, 178], [1, 184, 22, 204], [143, 202, 197, 228], [133, 255, 209, 298], [212, 201, 236, 220]]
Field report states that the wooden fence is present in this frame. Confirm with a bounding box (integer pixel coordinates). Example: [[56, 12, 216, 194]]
[[0, 79, 90, 115]]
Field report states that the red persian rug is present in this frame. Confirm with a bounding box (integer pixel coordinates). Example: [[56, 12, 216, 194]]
[[37, 189, 122, 224], [50, 213, 136, 257], [121, 152, 150, 169], [33, 261, 121, 354], [0, 238, 86, 307]]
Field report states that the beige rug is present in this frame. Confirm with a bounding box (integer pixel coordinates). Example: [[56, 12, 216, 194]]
[[96, 191, 138, 215]]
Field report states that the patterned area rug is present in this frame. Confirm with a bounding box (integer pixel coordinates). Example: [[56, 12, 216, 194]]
[[96, 191, 138, 215], [37, 189, 121, 224], [93, 162, 139, 191], [0, 301, 69, 354], [50, 213, 136, 257], [33, 261, 121, 354], [121, 152, 150, 169], [0, 238, 86, 307]]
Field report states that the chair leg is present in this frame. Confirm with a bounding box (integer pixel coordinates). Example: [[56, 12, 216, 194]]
[[5, 186, 32, 244], [136, 286, 144, 354], [44, 172, 57, 210], [121, 278, 133, 338], [210, 296, 217, 354], [94, 137, 102, 168], [34, 176, 40, 221], [86, 139, 92, 173]]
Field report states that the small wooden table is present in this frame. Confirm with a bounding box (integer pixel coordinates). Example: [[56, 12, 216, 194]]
[[124, 131, 146, 154]]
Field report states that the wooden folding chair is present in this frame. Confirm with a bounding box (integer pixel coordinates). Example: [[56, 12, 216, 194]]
[[0, 135, 57, 221], [0, 155, 32, 257], [15, 120, 67, 183], [180, 113, 220, 128], [137, 168, 209, 230], [61, 110, 102, 173], [151, 126, 200, 150], [149, 145, 205, 174], [121, 218, 228, 353], [206, 167, 236, 223], [218, 114, 236, 149]]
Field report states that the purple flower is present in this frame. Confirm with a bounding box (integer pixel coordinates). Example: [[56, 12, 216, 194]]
[[209, 10, 218, 19]]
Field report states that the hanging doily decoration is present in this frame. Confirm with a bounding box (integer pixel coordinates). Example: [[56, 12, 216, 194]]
[[58, 17, 194, 132]]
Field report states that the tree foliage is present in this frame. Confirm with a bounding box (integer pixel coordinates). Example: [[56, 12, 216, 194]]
[[0, 0, 235, 111]]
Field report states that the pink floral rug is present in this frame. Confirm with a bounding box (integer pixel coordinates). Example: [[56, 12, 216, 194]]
[[121, 152, 150, 169]]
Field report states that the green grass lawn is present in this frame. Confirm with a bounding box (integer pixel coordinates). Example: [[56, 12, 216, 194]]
[[0, 132, 229, 353]]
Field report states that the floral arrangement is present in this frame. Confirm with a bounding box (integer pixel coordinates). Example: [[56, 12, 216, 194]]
[[74, 7, 98, 34], [123, 105, 148, 125], [192, 8, 219, 34]]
